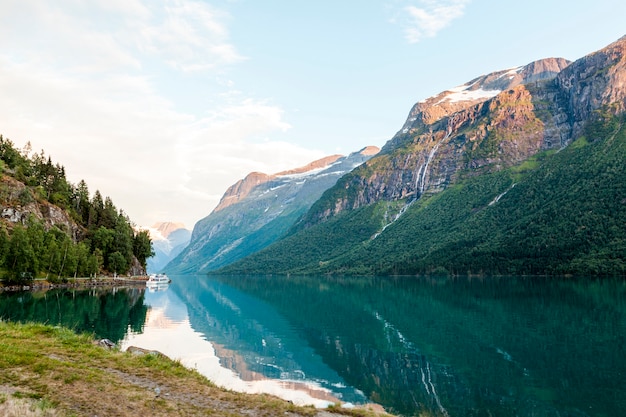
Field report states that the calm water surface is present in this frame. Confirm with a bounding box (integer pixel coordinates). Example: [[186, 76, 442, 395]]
[[1, 275, 625, 417]]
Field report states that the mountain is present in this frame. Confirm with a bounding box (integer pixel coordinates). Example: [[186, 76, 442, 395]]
[[218, 35, 626, 276], [164, 147, 379, 274], [146, 222, 191, 273]]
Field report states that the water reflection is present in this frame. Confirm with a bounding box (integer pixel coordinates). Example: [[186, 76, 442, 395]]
[[2, 275, 625, 416], [121, 279, 358, 407], [205, 275, 626, 417], [0, 287, 147, 342]]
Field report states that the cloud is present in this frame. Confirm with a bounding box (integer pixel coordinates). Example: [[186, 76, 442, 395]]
[[393, 0, 470, 43], [0, 1, 322, 228], [137, 0, 246, 71]]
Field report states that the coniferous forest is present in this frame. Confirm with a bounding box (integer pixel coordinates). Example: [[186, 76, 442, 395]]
[[0, 135, 153, 285]]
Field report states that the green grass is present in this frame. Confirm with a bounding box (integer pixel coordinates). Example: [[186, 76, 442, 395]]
[[0, 321, 393, 417]]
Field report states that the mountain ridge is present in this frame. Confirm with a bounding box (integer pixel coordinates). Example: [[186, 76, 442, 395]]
[[294, 37, 626, 228], [164, 146, 379, 274], [217, 34, 626, 276]]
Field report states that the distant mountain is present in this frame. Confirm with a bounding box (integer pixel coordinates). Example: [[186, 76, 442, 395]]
[[164, 147, 379, 274], [218, 35, 626, 276], [146, 222, 191, 273]]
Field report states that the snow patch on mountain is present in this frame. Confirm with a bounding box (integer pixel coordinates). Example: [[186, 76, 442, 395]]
[[436, 85, 501, 104]]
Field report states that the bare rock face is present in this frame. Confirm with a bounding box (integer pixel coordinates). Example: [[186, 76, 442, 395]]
[[304, 36, 626, 224], [388, 57, 571, 151], [212, 172, 274, 213], [1, 174, 81, 238], [556, 35, 626, 137]]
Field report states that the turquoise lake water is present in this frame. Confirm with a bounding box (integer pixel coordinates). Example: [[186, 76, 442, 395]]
[[1, 275, 625, 416]]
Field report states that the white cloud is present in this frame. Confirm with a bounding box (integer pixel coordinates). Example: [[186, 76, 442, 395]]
[[393, 0, 470, 43], [0, 1, 322, 228], [138, 0, 246, 71]]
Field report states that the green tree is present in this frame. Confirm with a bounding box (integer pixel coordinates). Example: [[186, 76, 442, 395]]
[[92, 226, 115, 257], [92, 248, 104, 275], [90, 190, 104, 229], [73, 179, 90, 224], [0, 136, 23, 169], [99, 196, 118, 229], [113, 215, 134, 268], [108, 251, 128, 275], [43, 238, 61, 279], [3, 225, 37, 284], [74, 242, 90, 277], [25, 216, 46, 265], [0, 226, 8, 269], [133, 230, 154, 271]]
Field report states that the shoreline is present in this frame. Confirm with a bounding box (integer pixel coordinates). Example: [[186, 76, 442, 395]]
[[0, 321, 393, 417], [0, 275, 149, 292]]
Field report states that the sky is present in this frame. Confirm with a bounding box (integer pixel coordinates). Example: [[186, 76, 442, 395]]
[[0, 1, 624, 230]]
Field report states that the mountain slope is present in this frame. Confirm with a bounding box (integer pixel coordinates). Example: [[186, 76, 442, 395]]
[[218, 35, 626, 276], [165, 147, 379, 274], [146, 222, 191, 273]]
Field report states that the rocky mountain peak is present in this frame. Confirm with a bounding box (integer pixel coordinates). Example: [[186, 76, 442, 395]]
[[302, 35, 626, 226], [213, 172, 273, 213], [213, 155, 347, 213], [556, 34, 626, 137], [393, 57, 571, 144], [356, 146, 380, 156], [165, 146, 379, 273], [151, 221, 187, 239]]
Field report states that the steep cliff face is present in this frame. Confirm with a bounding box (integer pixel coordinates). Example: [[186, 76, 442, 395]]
[[303, 37, 626, 225], [165, 147, 379, 273], [1, 174, 82, 239], [556, 35, 626, 138]]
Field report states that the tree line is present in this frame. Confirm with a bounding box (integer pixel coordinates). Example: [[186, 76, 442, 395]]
[[0, 135, 153, 284]]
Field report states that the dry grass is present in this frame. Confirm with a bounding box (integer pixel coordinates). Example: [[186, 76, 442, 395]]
[[0, 321, 391, 417]]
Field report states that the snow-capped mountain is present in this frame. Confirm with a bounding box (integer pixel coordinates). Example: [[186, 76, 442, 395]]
[[146, 222, 191, 273], [164, 146, 379, 274]]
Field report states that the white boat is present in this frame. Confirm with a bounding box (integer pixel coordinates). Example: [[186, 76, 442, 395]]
[[146, 273, 171, 288]]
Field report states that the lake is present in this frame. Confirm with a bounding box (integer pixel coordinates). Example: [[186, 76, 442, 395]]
[[1, 275, 625, 416]]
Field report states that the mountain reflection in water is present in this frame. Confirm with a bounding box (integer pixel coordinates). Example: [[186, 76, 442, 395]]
[[121, 278, 361, 408], [2, 275, 625, 416], [162, 275, 626, 417]]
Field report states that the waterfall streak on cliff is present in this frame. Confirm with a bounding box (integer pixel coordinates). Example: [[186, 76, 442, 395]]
[[420, 367, 431, 395], [372, 133, 450, 240], [488, 183, 517, 206], [427, 363, 449, 417], [418, 132, 449, 194]]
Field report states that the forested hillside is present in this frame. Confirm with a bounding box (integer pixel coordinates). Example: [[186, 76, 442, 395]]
[[0, 136, 153, 284], [218, 112, 626, 277]]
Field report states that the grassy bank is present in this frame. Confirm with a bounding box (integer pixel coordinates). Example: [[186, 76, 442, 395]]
[[0, 321, 391, 417]]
